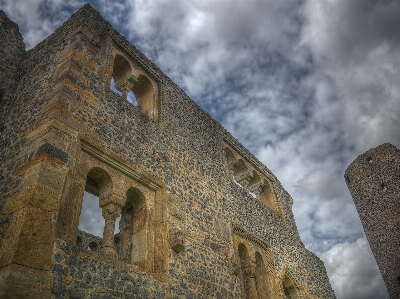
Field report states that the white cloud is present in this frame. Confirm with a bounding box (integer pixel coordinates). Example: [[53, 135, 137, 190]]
[[320, 238, 389, 299], [0, 0, 84, 49]]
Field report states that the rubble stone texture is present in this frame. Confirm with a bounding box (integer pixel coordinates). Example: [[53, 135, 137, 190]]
[[345, 143, 400, 299], [0, 4, 335, 299]]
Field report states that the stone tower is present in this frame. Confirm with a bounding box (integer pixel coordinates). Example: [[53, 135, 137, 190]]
[[345, 143, 400, 299], [0, 4, 335, 299]]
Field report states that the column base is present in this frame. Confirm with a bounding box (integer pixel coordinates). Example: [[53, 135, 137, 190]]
[[102, 246, 118, 259]]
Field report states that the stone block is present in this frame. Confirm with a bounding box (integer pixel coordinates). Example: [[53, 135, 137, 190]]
[[131, 229, 148, 265], [0, 206, 53, 270], [169, 228, 185, 254], [0, 263, 52, 299]]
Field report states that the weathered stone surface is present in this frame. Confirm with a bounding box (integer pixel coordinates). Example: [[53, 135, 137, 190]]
[[0, 4, 335, 299], [346, 143, 400, 299], [0, 264, 52, 299]]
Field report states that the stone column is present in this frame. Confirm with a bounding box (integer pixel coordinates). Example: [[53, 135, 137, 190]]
[[121, 87, 129, 101], [101, 203, 121, 259]]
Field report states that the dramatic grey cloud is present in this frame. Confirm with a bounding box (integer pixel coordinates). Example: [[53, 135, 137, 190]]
[[78, 192, 104, 237], [321, 238, 389, 299], [4, 1, 399, 298]]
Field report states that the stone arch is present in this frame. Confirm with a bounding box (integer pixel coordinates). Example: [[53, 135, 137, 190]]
[[131, 73, 157, 121], [233, 159, 247, 176], [112, 54, 133, 84], [74, 166, 116, 254], [108, 50, 135, 87], [107, 50, 158, 121], [281, 267, 303, 299], [116, 187, 147, 263], [85, 167, 112, 196], [260, 179, 278, 214], [225, 147, 236, 166]]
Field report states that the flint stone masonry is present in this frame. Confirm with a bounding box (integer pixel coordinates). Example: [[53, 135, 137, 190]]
[[0, 4, 335, 299], [345, 143, 400, 299]]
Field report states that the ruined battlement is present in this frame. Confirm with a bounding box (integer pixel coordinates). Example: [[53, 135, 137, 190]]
[[0, 4, 335, 298]]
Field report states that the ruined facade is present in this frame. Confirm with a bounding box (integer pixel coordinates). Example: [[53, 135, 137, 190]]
[[345, 143, 400, 299], [0, 5, 335, 299]]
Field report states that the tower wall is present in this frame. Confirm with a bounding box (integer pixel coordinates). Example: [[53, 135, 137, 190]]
[[345, 143, 400, 299]]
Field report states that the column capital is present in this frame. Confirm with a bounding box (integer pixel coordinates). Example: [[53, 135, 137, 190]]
[[101, 202, 121, 220], [99, 191, 125, 209]]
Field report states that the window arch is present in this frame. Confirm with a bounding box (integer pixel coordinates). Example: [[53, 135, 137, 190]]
[[281, 267, 304, 299], [108, 50, 158, 122], [225, 147, 236, 166], [260, 179, 279, 214], [255, 252, 266, 299], [112, 54, 132, 83], [116, 187, 147, 265], [77, 167, 113, 251]]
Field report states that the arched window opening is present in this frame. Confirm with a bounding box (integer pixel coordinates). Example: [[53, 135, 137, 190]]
[[255, 252, 271, 299], [131, 74, 155, 119], [232, 159, 247, 176], [112, 54, 132, 84], [77, 167, 112, 251], [78, 191, 104, 237], [260, 180, 278, 214], [110, 77, 122, 96], [76, 236, 83, 247], [109, 53, 158, 121], [116, 187, 146, 265], [282, 270, 302, 299], [110, 54, 136, 101], [88, 241, 99, 252], [128, 90, 137, 106], [225, 147, 236, 166]]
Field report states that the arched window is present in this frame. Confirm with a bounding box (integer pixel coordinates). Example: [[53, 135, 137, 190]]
[[132, 74, 156, 120], [108, 52, 158, 122], [225, 147, 236, 166], [112, 54, 132, 81], [77, 167, 112, 251], [260, 179, 278, 214], [116, 187, 146, 266], [282, 269, 303, 299]]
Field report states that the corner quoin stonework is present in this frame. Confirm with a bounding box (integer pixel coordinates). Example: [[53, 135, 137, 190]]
[[0, 4, 335, 299], [345, 143, 400, 299]]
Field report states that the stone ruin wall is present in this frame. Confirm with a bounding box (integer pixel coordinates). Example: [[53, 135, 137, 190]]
[[345, 143, 400, 299], [0, 4, 335, 299]]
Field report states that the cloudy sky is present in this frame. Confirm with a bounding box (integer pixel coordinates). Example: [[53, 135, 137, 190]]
[[3, 0, 400, 298]]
